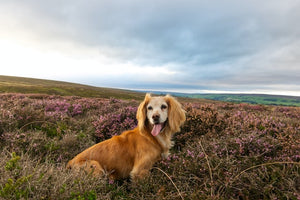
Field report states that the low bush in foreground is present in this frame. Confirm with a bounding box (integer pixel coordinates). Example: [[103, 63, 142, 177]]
[[0, 93, 299, 199]]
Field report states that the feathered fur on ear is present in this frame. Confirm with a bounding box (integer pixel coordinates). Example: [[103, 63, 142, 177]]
[[164, 95, 186, 133], [136, 93, 152, 133]]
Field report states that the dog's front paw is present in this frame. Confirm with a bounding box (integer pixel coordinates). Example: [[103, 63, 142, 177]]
[[161, 151, 170, 159], [130, 169, 150, 182]]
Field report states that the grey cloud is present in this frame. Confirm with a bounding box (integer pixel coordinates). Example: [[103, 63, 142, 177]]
[[8, 1, 296, 61], [2, 0, 300, 94]]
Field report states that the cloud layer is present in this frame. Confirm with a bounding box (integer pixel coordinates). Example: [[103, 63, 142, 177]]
[[1, 0, 300, 95]]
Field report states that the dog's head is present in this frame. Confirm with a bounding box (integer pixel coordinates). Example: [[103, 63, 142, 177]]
[[137, 93, 186, 136]]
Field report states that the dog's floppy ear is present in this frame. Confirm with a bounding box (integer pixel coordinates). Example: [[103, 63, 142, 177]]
[[137, 93, 151, 133], [165, 95, 186, 133]]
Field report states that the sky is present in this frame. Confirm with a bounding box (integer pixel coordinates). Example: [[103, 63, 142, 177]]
[[0, 0, 300, 96]]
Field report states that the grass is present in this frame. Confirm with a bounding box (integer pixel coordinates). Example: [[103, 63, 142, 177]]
[[0, 75, 145, 100], [0, 92, 299, 199]]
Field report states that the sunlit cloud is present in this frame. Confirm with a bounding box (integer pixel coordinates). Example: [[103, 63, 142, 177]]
[[0, 39, 178, 84]]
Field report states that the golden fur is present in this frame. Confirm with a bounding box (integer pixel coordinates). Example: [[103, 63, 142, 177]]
[[67, 94, 186, 181]]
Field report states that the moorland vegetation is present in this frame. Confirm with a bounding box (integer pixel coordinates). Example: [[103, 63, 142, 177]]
[[0, 93, 299, 199]]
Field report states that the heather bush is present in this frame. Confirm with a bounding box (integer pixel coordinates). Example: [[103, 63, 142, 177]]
[[0, 93, 299, 199], [93, 106, 138, 141], [174, 103, 226, 149]]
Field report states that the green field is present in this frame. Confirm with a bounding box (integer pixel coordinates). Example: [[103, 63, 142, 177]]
[[187, 94, 300, 107], [160, 93, 300, 107]]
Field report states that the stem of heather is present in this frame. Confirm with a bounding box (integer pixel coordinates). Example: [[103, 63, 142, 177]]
[[199, 141, 215, 198]]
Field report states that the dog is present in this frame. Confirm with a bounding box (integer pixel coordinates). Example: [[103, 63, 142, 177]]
[[67, 93, 186, 181]]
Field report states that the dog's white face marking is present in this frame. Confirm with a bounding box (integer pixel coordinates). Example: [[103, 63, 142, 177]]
[[146, 97, 168, 136]]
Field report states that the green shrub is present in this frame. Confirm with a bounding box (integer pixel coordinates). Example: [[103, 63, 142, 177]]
[[5, 152, 21, 171]]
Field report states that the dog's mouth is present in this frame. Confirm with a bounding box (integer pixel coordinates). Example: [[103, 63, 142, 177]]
[[151, 121, 166, 137]]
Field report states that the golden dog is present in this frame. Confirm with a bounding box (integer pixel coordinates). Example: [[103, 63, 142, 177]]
[[67, 93, 186, 181]]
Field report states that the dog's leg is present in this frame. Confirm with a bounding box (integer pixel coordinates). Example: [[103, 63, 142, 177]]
[[68, 160, 105, 177], [84, 160, 105, 177], [130, 161, 152, 182], [130, 168, 150, 182]]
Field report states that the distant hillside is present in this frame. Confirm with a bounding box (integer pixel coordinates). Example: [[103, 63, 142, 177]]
[[146, 91, 300, 107], [0, 75, 145, 100], [181, 93, 300, 107]]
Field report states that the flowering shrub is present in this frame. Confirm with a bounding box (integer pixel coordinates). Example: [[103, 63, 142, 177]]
[[0, 93, 299, 200], [93, 106, 138, 141], [174, 103, 226, 149], [44, 100, 83, 119]]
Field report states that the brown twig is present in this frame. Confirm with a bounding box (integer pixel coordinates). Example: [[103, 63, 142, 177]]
[[153, 167, 184, 200], [231, 161, 300, 184], [19, 120, 56, 131], [199, 141, 214, 198]]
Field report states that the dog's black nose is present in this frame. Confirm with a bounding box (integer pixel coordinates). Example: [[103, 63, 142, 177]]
[[152, 114, 160, 123]]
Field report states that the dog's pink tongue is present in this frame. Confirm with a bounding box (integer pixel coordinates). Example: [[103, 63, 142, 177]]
[[151, 123, 163, 137]]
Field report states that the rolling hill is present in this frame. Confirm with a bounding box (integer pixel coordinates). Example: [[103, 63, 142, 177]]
[[183, 93, 300, 107], [1, 75, 299, 106], [148, 91, 300, 107], [0, 75, 144, 100]]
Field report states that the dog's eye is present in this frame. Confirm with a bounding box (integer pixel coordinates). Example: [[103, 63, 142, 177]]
[[147, 106, 153, 110], [161, 105, 167, 110]]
